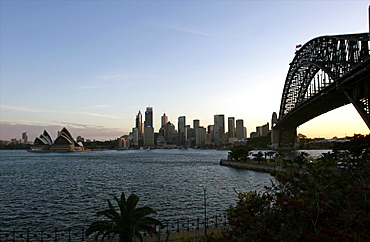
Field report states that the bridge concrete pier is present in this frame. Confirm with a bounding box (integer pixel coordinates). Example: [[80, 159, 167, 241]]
[[271, 127, 298, 150]]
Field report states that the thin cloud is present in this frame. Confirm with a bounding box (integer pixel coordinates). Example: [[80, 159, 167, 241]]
[[78, 105, 111, 109], [94, 73, 144, 79], [166, 24, 210, 36], [1, 104, 120, 119], [95, 74, 121, 79], [77, 85, 99, 90], [0, 121, 123, 141]]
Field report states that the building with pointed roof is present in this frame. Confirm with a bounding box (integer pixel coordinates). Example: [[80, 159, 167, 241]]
[[30, 127, 87, 152]]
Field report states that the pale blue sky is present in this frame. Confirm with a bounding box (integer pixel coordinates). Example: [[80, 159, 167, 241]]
[[1, 0, 369, 141]]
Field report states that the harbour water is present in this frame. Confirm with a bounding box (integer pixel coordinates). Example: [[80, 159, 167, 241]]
[[0, 148, 329, 233], [0, 149, 275, 232]]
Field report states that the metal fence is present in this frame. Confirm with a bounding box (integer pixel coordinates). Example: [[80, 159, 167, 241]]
[[0, 214, 228, 241]]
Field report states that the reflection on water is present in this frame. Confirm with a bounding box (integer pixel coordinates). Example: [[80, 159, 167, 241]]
[[0, 149, 274, 231]]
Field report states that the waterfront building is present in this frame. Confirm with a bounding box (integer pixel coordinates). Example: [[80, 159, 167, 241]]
[[144, 107, 153, 128], [132, 128, 139, 146], [186, 125, 195, 147], [144, 107, 154, 146], [251, 123, 270, 138], [207, 125, 214, 143], [144, 127, 154, 146], [214, 114, 225, 143], [271, 112, 278, 128], [195, 126, 206, 147], [118, 137, 129, 149], [178, 116, 186, 146], [193, 120, 200, 129], [236, 119, 246, 139], [250, 131, 258, 138], [76, 136, 84, 142], [22, 132, 28, 143], [161, 113, 168, 128], [261, 123, 270, 136], [30, 127, 86, 152], [164, 121, 176, 144], [228, 117, 235, 138], [136, 111, 143, 133]]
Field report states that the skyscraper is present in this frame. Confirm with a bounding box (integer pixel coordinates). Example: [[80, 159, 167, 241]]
[[161, 113, 168, 128], [144, 107, 154, 146], [228, 117, 235, 138], [135, 111, 143, 146], [144, 107, 153, 128], [178, 116, 186, 146], [193, 119, 200, 129], [22, 132, 28, 143], [214, 114, 225, 143], [236, 119, 246, 139], [136, 111, 142, 134]]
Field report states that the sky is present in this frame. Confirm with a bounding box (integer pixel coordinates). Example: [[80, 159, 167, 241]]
[[1, 0, 369, 141]]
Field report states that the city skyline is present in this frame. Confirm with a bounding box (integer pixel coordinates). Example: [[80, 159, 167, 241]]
[[1, 1, 369, 141]]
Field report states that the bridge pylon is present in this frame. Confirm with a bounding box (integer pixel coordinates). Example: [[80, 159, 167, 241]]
[[271, 126, 298, 150]]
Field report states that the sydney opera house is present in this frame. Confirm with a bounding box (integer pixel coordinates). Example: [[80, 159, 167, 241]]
[[30, 127, 87, 152]]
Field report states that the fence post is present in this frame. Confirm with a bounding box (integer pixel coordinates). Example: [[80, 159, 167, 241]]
[[187, 219, 190, 231], [27, 228, 30, 242], [54, 228, 57, 242], [176, 220, 179, 232], [197, 218, 199, 230], [166, 221, 169, 233], [68, 228, 71, 242], [215, 215, 218, 227], [12, 228, 15, 242]]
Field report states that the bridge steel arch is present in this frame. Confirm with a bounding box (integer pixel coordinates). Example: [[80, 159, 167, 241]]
[[272, 33, 370, 149]]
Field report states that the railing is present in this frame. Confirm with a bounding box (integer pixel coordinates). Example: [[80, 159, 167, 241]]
[[0, 214, 228, 241]]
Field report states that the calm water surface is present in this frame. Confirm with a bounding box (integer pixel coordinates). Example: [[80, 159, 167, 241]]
[[0, 149, 275, 231]]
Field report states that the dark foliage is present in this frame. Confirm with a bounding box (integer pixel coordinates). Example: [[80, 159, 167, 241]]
[[86, 192, 162, 242], [222, 135, 370, 241]]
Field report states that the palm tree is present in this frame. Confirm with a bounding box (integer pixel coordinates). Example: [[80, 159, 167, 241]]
[[86, 192, 163, 242]]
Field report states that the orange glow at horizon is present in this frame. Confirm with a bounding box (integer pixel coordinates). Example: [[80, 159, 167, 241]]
[[297, 104, 369, 139]]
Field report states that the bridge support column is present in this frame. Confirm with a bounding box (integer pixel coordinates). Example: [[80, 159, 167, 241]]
[[271, 127, 298, 150]]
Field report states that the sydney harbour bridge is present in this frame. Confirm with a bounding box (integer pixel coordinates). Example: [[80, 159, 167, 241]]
[[272, 32, 370, 149]]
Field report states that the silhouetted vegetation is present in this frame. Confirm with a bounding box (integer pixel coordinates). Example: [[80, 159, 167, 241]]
[[86, 192, 162, 242], [83, 140, 118, 149], [246, 134, 271, 149], [220, 135, 370, 241], [0, 143, 30, 150]]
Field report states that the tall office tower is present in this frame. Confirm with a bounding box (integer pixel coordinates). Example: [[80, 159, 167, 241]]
[[214, 114, 225, 143], [178, 116, 186, 146], [132, 128, 139, 146], [135, 111, 143, 146], [228, 117, 236, 138], [161, 113, 168, 128], [144, 107, 154, 146], [236, 119, 246, 139], [261, 123, 270, 136], [193, 119, 200, 146], [196, 126, 206, 147], [136, 111, 142, 134], [193, 120, 200, 129], [144, 107, 153, 128], [207, 125, 214, 143], [164, 121, 176, 144], [271, 112, 278, 128], [22, 132, 28, 143]]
